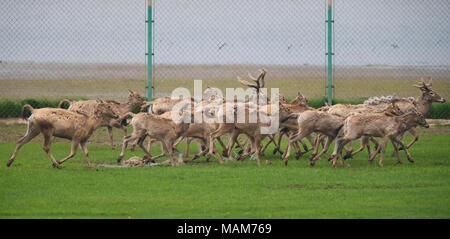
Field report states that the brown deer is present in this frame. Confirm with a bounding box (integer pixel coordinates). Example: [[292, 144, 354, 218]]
[[330, 107, 428, 167], [58, 90, 145, 149], [116, 100, 193, 166], [7, 101, 118, 168]]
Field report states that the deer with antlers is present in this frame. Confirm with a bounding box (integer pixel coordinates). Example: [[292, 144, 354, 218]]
[[360, 78, 445, 151]]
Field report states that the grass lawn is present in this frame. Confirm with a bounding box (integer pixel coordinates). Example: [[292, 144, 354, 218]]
[[0, 125, 449, 219]]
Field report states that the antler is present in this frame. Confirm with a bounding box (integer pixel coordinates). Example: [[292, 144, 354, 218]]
[[237, 69, 267, 91], [414, 77, 433, 90], [237, 76, 258, 89]]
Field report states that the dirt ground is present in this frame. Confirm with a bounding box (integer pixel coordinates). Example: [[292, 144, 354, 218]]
[[1, 62, 449, 100]]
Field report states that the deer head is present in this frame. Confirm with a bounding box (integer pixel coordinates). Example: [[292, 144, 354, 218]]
[[414, 78, 446, 103], [383, 100, 404, 116], [401, 108, 429, 128], [95, 103, 119, 119], [290, 92, 308, 106], [127, 90, 146, 106], [278, 94, 289, 104]]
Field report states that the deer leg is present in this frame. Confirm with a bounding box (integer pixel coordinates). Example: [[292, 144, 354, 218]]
[[226, 131, 239, 160], [7, 122, 40, 167], [310, 136, 334, 165], [183, 137, 191, 158], [392, 137, 414, 163], [369, 143, 382, 163], [271, 133, 283, 155], [136, 135, 154, 163], [216, 137, 228, 157], [208, 135, 224, 164], [283, 129, 311, 165], [41, 129, 61, 169], [107, 126, 115, 150], [330, 136, 353, 168], [146, 138, 155, 152], [117, 130, 145, 163], [297, 139, 310, 153], [79, 141, 93, 168], [304, 134, 316, 151], [250, 136, 261, 166], [260, 135, 274, 156], [401, 128, 418, 150], [191, 138, 207, 161], [58, 140, 79, 165], [370, 137, 379, 152], [390, 138, 403, 164], [164, 139, 183, 166], [307, 137, 322, 163], [273, 131, 285, 155], [366, 140, 372, 161], [160, 140, 174, 166], [343, 140, 354, 159], [377, 136, 389, 167], [344, 136, 369, 160], [292, 141, 304, 160]]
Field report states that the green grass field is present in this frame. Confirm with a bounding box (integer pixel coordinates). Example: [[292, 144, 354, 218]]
[[0, 123, 449, 219]]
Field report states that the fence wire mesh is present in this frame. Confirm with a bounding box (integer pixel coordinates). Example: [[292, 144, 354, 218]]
[[0, 0, 449, 118]]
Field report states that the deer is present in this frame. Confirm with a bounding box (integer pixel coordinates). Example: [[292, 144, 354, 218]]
[[273, 92, 316, 157], [207, 99, 292, 166], [363, 78, 445, 150], [58, 90, 146, 149], [329, 107, 428, 168], [7, 100, 119, 168], [283, 110, 346, 166], [116, 100, 193, 166], [283, 101, 408, 166]]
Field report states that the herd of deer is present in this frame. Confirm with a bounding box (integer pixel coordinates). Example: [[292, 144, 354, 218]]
[[5, 69, 446, 169]]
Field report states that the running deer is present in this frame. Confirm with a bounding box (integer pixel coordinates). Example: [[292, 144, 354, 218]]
[[7, 101, 119, 168], [58, 90, 145, 149]]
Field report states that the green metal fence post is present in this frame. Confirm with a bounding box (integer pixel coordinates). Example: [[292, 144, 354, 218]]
[[326, 0, 334, 105], [147, 0, 153, 100]]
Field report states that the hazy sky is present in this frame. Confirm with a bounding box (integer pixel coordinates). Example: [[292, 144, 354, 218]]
[[0, 0, 449, 65]]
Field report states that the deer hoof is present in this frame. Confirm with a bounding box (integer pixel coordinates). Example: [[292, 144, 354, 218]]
[[343, 151, 353, 160], [52, 163, 62, 169]]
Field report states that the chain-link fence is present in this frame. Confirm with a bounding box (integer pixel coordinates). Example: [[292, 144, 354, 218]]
[[1, 0, 449, 118], [0, 0, 147, 102], [333, 0, 450, 102]]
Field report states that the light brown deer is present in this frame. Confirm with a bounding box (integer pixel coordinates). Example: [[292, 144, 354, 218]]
[[283, 110, 346, 166], [58, 90, 145, 149], [364, 78, 445, 150], [208, 101, 292, 166], [330, 108, 428, 167], [7, 101, 119, 168], [116, 100, 193, 166]]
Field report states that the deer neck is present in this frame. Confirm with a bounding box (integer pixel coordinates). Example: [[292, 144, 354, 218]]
[[416, 95, 432, 116], [396, 114, 416, 132], [87, 114, 107, 131], [119, 101, 135, 113]]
